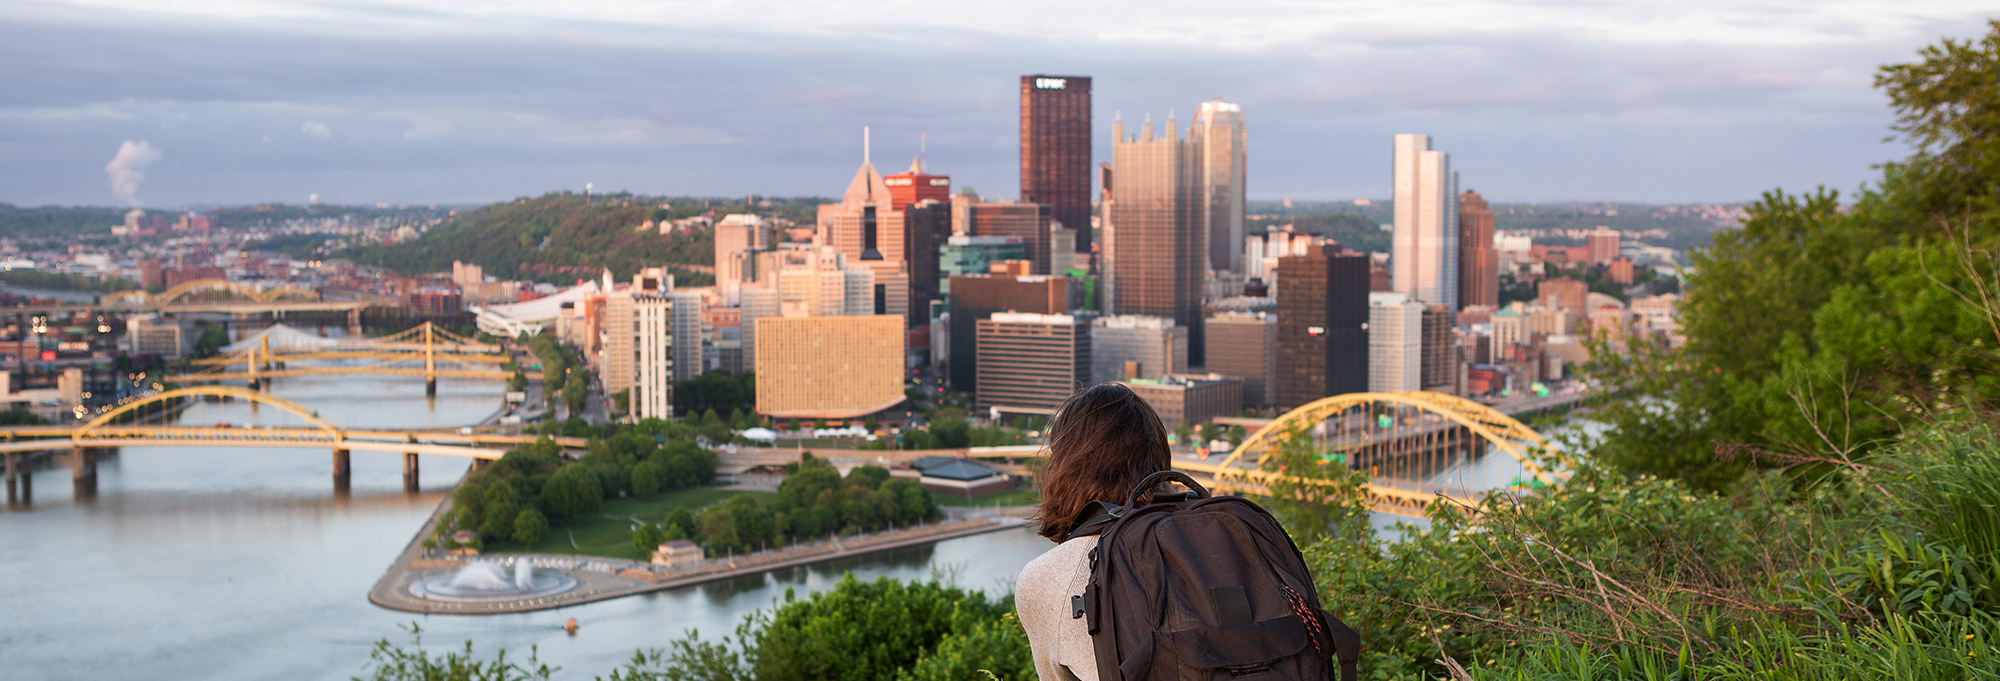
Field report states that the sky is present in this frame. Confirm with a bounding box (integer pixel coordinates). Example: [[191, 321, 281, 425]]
[[0, 1, 1992, 209]]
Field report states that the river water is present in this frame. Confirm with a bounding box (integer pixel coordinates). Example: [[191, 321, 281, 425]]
[[0, 374, 1052, 680]]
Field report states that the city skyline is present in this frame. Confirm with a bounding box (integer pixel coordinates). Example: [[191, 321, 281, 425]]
[[1, 2, 1990, 208]]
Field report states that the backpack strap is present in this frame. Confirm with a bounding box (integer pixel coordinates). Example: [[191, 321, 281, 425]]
[[1123, 470, 1210, 509], [1063, 500, 1125, 541], [1320, 609, 1362, 681]]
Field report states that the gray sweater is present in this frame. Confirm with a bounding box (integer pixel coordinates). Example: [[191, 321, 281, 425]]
[[1015, 535, 1101, 681]]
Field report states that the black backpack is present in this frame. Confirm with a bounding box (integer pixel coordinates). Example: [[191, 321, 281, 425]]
[[1065, 471, 1362, 681]]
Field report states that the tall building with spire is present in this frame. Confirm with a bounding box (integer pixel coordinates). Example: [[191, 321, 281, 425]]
[[1103, 113, 1204, 364], [1192, 101, 1247, 274], [1391, 134, 1459, 315], [816, 130, 910, 323], [886, 156, 951, 338], [1457, 190, 1498, 310], [1020, 75, 1093, 256]]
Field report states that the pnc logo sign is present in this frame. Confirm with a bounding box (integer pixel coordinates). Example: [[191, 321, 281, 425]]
[[928, 178, 950, 186], [1034, 78, 1067, 90]]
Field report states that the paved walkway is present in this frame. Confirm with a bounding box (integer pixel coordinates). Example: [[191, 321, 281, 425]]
[[368, 505, 1023, 615]]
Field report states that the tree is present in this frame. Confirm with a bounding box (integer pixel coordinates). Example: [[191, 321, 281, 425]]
[[632, 522, 667, 554], [697, 506, 739, 552], [1228, 424, 1247, 449], [630, 461, 662, 496], [513, 509, 547, 549], [541, 462, 603, 521]]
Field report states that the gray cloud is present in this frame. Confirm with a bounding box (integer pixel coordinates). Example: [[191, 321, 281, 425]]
[[103, 140, 161, 206], [0, 4, 1991, 207]]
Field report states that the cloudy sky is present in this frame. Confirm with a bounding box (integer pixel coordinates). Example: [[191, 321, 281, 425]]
[[0, 1, 1992, 208]]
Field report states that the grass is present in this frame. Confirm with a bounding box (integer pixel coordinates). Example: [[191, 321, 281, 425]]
[[484, 486, 780, 561], [933, 487, 1038, 507]]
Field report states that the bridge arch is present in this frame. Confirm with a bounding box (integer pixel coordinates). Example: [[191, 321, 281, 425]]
[[1214, 391, 1561, 489], [76, 386, 341, 441], [104, 279, 323, 307]]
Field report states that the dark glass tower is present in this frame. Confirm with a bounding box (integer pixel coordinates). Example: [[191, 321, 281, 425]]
[[1275, 244, 1370, 410], [1020, 75, 1093, 255]]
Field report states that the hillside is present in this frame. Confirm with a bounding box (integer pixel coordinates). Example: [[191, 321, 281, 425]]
[[0, 204, 132, 238], [348, 193, 823, 284]]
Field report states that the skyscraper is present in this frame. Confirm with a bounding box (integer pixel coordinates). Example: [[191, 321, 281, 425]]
[[1457, 190, 1498, 310], [1274, 244, 1370, 410], [1368, 292, 1424, 393], [1392, 134, 1459, 314], [1420, 304, 1456, 392], [715, 214, 770, 307], [1020, 75, 1093, 254], [1205, 311, 1276, 406], [633, 292, 675, 419], [1104, 115, 1203, 364], [1090, 315, 1187, 384], [953, 196, 1053, 274], [817, 144, 909, 321], [1192, 101, 1247, 273], [883, 156, 950, 212], [946, 274, 1070, 393]]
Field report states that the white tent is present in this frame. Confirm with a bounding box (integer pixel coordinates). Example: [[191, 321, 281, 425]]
[[469, 280, 601, 338], [221, 323, 341, 353]]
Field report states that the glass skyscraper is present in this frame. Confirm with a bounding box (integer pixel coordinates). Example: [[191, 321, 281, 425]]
[[1020, 75, 1093, 255], [1392, 134, 1459, 315]]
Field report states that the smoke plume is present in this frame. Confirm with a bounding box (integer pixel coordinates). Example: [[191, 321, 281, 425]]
[[105, 140, 162, 206]]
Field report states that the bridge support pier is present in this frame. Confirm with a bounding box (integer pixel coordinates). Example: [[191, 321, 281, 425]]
[[5, 451, 19, 504], [425, 378, 436, 396], [332, 448, 351, 493], [71, 447, 96, 498], [402, 452, 420, 494]]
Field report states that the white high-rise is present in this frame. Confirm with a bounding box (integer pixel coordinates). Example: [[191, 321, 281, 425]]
[[1391, 134, 1459, 314], [1368, 292, 1424, 393], [1193, 101, 1247, 274]]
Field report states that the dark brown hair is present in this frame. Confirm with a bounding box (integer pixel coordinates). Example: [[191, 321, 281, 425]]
[[1029, 383, 1171, 541]]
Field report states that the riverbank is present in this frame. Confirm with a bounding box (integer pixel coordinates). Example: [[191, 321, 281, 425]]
[[367, 495, 1025, 615]]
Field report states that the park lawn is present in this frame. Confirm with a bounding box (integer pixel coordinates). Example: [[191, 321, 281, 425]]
[[933, 487, 1038, 507], [487, 486, 780, 561]]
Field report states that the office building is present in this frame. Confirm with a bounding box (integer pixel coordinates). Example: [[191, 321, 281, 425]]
[[946, 274, 1071, 393], [754, 315, 905, 419], [884, 157, 950, 211], [1049, 225, 1077, 274], [975, 312, 1092, 414], [939, 236, 1029, 288], [1458, 190, 1498, 310], [1608, 257, 1635, 285], [1104, 115, 1204, 363], [1192, 100, 1247, 273], [1368, 292, 1424, 393], [1274, 245, 1371, 410], [1126, 374, 1243, 428], [671, 289, 705, 383], [816, 151, 910, 321], [1391, 134, 1459, 314], [904, 200, 951, 331], [736, 245, 876, 370], [1020, 75, 1093, 253], [714, 214, 771, 307], [1204, 311, 1276, 406], [1090, 315, 1187, 385], [1421, 304, 1456, 392], [953, 194, 1053, 274], [633, 292, 675, 419], [1588, 227, 1621, 265], [1537, 278, 1588, 317], [603, 267, 673, 400], [1492, 307, 1526, 354]]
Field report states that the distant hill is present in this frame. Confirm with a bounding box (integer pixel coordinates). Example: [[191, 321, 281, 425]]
[[348, 193, 824, 285], [0, 204, 130, 238], [1246, 199, 1739, 253]]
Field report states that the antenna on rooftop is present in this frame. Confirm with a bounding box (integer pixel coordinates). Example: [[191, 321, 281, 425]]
[[863, 126, 871, 166]]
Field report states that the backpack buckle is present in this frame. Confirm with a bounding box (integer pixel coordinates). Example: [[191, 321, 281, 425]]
[[1071, 594, 1086, 619]]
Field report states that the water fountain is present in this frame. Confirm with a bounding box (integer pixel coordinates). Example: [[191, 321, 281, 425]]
[[407, 558, 579, 602]]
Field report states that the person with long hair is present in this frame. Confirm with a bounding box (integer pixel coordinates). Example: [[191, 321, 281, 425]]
[[1015, 382, 1171, 681]]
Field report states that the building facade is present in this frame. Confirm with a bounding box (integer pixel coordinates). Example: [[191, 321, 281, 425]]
[[1192, 100, 1247, 274], [754, 315, 905, 419], [1274, 245, 1371, 410], [1457, 190, 1499, 310], [1090, 315, 1188, 385], [1420, 304, 1456, 392], [1126, 374, 1243, 428], [1368, 292, 1425, 393], [954, 198, 1053, 275], [1205, 311, 1276, 406], [633, 292, 675, 419], [1020, 75, 1093, 254], [1392, 134, 1459, 315], [1104, 116, 1204, 364], [974, 312, 1092, 414], [945, 274, 1071, 393]]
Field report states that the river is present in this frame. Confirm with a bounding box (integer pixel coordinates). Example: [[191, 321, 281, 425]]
[[0, 373, 1052, 680]]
